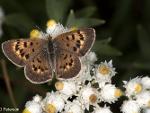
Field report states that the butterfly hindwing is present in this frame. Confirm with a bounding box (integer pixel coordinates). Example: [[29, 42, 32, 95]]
[[24, 48, 53, 84], [55, 48, 81, 79], [53, 28, 95, 57], [2, 39, 47, 67]]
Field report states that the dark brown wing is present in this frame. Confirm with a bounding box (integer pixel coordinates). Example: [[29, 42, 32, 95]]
[[53, 28, 95, 57], [55, 48, 81, 79], [24, 48, 53, 84], [2, 38, 47, 67]]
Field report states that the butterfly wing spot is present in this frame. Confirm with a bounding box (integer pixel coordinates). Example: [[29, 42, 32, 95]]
[[55, 49, 81, 79], [11, 40, 41, 61], [25, 54, 29, 59], [30, 42, 33, 46], [66, 43, 70, 47], [73, 47, 77, 51], [72, 34, 75, 40], [32, 49, 35, 52], [24, 42, 27, 47], [63, 54, 68, 60], [31, 57, 49, 74], [62, 59, 74, 72]]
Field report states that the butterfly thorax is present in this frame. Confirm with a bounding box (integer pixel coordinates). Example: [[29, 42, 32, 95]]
[[47, 35, 56, 69]]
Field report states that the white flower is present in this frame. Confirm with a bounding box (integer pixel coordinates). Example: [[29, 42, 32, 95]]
[[123, 77, 143, 97], [42, 92, 65, 113], [95, 60, 116, 84], [79, 84, 99, 110], [46, 19, 69, 38], [121, 100, 141, 113], [93, 106, 112, 113], [0, 7, 4, 37], [74, 52, 97, 83], [55, 81, 78, 98], [136, 91, 150, 107], [144, 108, 150, 113], [81, 51, 97, 65], [33, 95, 42, 103], [141, 76, 150, 90], [64, 100, 83, 113], [100, 84, 122, 103], [74, 63, 92, 84], [23, 100, 43, 113]]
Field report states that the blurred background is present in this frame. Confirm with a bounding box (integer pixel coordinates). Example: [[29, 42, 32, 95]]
[[0, 0, 150, 112]]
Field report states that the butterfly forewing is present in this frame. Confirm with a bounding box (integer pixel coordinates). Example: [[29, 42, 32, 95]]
[[2, 39, 47, 67], [53, 28, 95, 57], [24, 47, 53, 84], [55, 48, 81, 79]]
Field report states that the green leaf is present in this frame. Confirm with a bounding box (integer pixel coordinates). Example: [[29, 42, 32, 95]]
[[66, 10, 105, 28], [46, 0, 72, 22], [137, 24, 150, 59], [74, 18, 105, 27], [4, 13, 35, 34], [66, 10, 76, 27], [76, 6, 97, 17], [93, 40, 122, 56], [133, 61, 150, 70]]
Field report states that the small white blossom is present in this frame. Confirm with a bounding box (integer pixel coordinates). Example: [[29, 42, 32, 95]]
[[144, 108, 150, 113], [33, 95, 42, 103], [24, 100, 43, 113], [79, 84, 99, 110], [46, 20, 69, 38], [75, 63, 92, 84], [136, 91, 150, 107], [141, 76, 150, 90], [42, 92, 65, 113], [55, 81, 78, 98], [81, 52, 97, 65], [100, 84, 122, 103], [121, 100, 141, 113], [95, 60, 116, 84], [123, 77, 143, 97], [64, 100, 83, 113], [93, 106, 112, 113]]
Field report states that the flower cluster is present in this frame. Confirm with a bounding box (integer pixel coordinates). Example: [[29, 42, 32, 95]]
[[121, 76, 150, 113], [23, 20, 150, 113]]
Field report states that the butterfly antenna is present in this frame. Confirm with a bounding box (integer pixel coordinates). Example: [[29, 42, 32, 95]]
[[50, 24, 58, 37]]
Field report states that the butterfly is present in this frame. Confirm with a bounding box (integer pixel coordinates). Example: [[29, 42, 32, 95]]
[[2, 28, 95, 84]]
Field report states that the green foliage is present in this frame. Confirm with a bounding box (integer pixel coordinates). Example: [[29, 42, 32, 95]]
[[5, 13, 35, 34]]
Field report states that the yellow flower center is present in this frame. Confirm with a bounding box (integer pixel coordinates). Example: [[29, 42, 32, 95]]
[[30, 29, 41, 39], [89, 94, 97, 103], [99, 65, 110, 75], [114, 89, 123, 97], [47, 19, 57, 28], [147, 100, 150, 107], [45, 104, 56, 113], [55, 81, 64, 91], [22, 108, 31, 113], [134, 83, 142, 94], [70, 26, 77, 31]]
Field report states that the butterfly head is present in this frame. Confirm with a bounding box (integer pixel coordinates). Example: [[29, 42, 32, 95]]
[[47, 35, 52, 41]]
